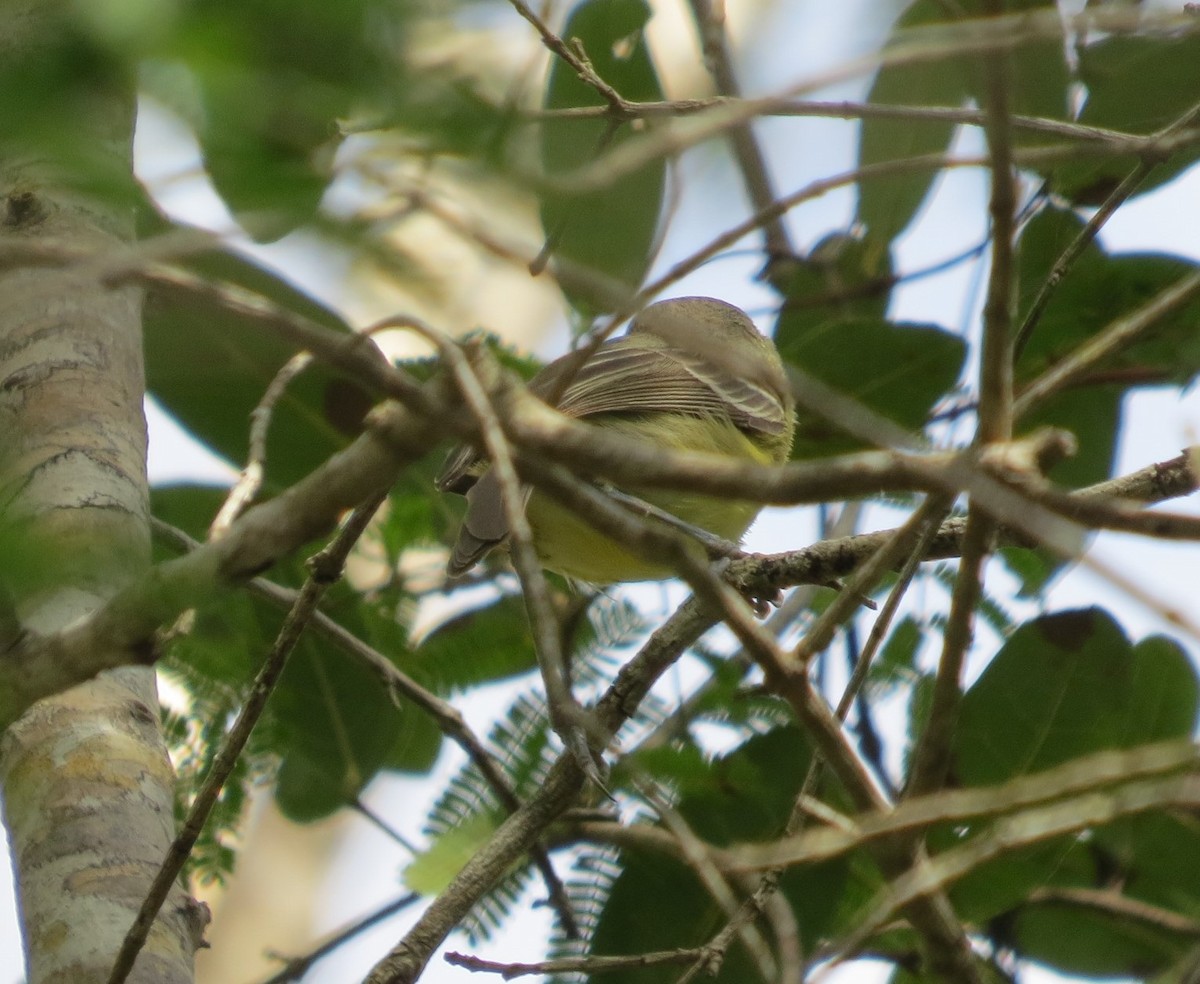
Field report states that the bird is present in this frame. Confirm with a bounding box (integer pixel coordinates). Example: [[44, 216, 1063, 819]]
[[436, 296, 795, 584]]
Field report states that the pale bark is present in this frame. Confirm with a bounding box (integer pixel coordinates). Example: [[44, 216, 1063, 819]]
[[0, 2, 203, 981]]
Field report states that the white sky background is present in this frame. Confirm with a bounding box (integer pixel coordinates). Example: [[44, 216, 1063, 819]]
[[4, 0, 1200, 981]]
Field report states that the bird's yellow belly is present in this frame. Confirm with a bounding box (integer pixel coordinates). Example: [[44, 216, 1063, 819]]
[[524, 415, 774, 584]]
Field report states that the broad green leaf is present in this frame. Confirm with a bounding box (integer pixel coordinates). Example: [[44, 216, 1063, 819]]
[[936, 616, 1197, 960], [774, 316, 966, 458], [955, 609, 1199, 786], [271, 629, 405, 821], [1015, 205, 1106, 367], [1049, 34, 1200, 204], [1019, 384, 1121, 490], [1017, 230, 1200, 390], [1095, 811, 1200, 918], [143, 234, 378, 489], [1015, 209, 1200, 488], [944, 837, 1097, 928], [540, 0, 666, 315], [856, 0, 968, 243]]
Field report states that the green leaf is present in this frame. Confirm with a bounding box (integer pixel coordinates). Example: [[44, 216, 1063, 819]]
[[955, 609, 1199, 787], [1049, 34, 1200, 205], [1021, 384, 1122, 490], [143, 235, 376, 489], [855, 0, 968, 243], [404, 812, 502, 895], [412, 595, 540, 692], [778, 231, 895, 335], [1012, 893, 1189, 978], [540, 0, 666, 315], [588, 728, 849, 981], [1017, 216, 1200, 390], [960, 0, 1069, 149], [774, 316, 966, 458], [0, 9, 142, 208], [873, 615, 923, 690], [151, 483, 230, 547], [271, 630, 405, 821], [171, 0, 397, 239], [1014, 210, 1200, 488]]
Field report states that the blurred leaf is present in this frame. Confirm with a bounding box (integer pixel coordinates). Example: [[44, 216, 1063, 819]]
[[998, 544, 1059, 599], [1014, 208, 1200, 489], [938, 616, 1197, 973], [1049, 34, 1200, 204], [153, 486, 440, 809], [404, 811, 502, 895], [1020, 384, 1122, 490], [891, 963, 1011, 984], [143, 235, 379, 489], [959, 0, 1069, 148], [0, 7, 141, 207], [151, 483, 225, 543], [856, 0, 967, 243], [171, 0, 399, 239], [540, 0, 666, 315], [775, 316, 966, 458], [1012, 895, 1189, 978], [945, 837, 1097, 928], [873, 615, 923, 689]]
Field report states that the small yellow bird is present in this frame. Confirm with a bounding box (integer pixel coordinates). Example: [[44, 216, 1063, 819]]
[[436, 296, 795, 584]]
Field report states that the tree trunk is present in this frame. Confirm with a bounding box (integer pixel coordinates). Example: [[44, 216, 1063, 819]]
[[0, 2, 203, 981]]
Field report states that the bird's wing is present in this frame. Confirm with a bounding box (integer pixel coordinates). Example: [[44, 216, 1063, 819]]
[[436, 333, 789, 494], [554, 336, 791, 436], [446, 469, 528, 576]]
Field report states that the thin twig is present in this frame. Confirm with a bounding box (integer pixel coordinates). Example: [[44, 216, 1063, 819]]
[[107, 492, 387, 984], [445, 947, 704, 978], [686, 0, 795, 273], [151, 519, 581, 939], [904, 8, 1014, 824], [530, 96, 1142, 146], [258, 894, 420, 984], [365, 597, 722, 984], [637, 781, 777, 982], [211, 351, 314, 537], [813, 765, 1200, 975], [905, 511, 991, 798], [416, 321, 605, 788], [506, 0, 629, 114]]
